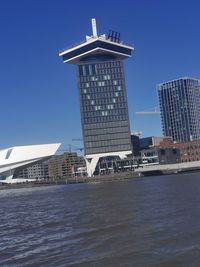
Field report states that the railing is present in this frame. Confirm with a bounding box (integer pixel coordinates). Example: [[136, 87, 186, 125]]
[[59, 38, 87, 54], [59, 35, 133, 54]]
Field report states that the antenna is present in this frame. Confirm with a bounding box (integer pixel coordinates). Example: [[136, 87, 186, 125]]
[[91, 18, 97, 37]]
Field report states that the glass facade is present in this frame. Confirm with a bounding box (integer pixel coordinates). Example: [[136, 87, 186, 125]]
[[77, 59, 132, 155], [62, 40, 132, 63], [158, 78, 200, 142]]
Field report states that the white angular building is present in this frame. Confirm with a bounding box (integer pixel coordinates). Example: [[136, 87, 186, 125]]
[[0, 143, 60, 184]]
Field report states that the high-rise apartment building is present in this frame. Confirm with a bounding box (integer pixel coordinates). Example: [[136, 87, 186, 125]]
[[59, 19, 133, 176], [158, 77, 200, 142]]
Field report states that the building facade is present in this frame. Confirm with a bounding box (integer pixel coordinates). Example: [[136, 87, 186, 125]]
[[0, 143, 60, 184], [15, 161, 49, 180], [59, 19, 133, 176], [158, 77, 200, 142], [159, 138, 200, 163], [138, 136, 180, 165], [48, 152, 86, 179], [139, 136, 166, 150], [131, 134, 140, 156]]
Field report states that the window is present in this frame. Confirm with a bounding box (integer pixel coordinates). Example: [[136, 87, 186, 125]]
[[160, 149, 165, 155], [5, 149, 13, 159], [172, 148, 177, 154]]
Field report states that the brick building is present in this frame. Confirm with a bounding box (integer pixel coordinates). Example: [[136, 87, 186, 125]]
[[159, 138, 200, 163], [48, 152, 86, 179]]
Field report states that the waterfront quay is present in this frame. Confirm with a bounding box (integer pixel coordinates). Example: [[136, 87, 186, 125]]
[[1, 160, 200, 190], [0, 172, 141, 190], [135, 160, 200, 175]]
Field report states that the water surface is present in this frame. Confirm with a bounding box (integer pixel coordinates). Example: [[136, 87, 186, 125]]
[[1, 173, 200, 266]]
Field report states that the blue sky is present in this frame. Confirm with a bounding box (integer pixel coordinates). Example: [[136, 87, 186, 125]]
[[1, 0, 200, 150]]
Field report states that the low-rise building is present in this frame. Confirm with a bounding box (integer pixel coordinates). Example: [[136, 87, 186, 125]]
[[159, 139, 200, 163], [48, 152, 86, 179], [139, 146, 180, 165], [16, 161, 49, 180]]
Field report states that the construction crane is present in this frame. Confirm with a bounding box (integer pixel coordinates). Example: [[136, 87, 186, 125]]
[[135, 107, 160, 115]]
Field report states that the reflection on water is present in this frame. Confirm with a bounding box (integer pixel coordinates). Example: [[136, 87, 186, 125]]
[[1, 173, 200, 266]]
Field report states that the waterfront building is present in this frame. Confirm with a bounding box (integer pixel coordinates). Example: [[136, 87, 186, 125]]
[[159, 138, 200, 163], [0, 144, 60, 183], [16, 161, 49, 180], [158, 77, 200, 142], [59, 19, 133, 176], [48, 152, 86, 179], [139, 146, 180, 166]]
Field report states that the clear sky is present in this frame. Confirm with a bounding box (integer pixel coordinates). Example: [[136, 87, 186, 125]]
[[1, 0, 200, 150]]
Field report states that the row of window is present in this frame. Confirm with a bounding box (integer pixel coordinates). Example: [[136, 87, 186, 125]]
[[79, 73, 123, 82], [84, 125, 129, 136], [80, 80, 124, 88], [96, 61, 122, 68], [81, 93, 124, 102], [81, 92, 125, 102], [83, 120, 129, 130], [97, 68, 123, 75], [181, 144, 200, 150], [81, 102, 127, 112], [86, 144, 131, 155], [84, 132, 130, 142], [83, 115, 128, 123], [78, 64, 123, 77], [83, 108, 128, 118], [86, 138, 130, 148], [159, 79, 199, 90], [80, 85, 123, 95]]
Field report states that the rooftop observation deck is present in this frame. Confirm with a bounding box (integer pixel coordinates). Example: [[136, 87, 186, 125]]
[[59, 33, 134, 64]]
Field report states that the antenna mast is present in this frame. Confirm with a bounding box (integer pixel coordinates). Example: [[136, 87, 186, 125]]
[[91, 18, 97, 37]]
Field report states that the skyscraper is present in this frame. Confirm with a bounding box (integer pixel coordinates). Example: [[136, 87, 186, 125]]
[[158, 77, 200, 142], [59, 19, 133, 176]]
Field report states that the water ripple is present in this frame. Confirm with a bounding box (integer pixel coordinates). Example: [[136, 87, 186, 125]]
[[1, 173, 200, 266]]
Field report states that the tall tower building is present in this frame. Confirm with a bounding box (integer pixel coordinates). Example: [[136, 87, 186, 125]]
[[158, 77, 200, 142], [59, 19, 134, 176]]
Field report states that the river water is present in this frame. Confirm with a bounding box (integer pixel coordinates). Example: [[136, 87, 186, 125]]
[[1, 173, 200, 266]]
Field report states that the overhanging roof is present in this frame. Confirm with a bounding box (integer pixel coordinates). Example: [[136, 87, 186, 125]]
[[59, 36, 134, 64], [0, 143, 61, 174]]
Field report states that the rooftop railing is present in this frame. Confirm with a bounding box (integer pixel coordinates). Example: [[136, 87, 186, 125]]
[[59, 35, 133, 54]]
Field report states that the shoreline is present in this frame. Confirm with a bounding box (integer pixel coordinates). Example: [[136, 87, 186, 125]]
[[0, 171, 141, 190], [1, 168, 200, 190]]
